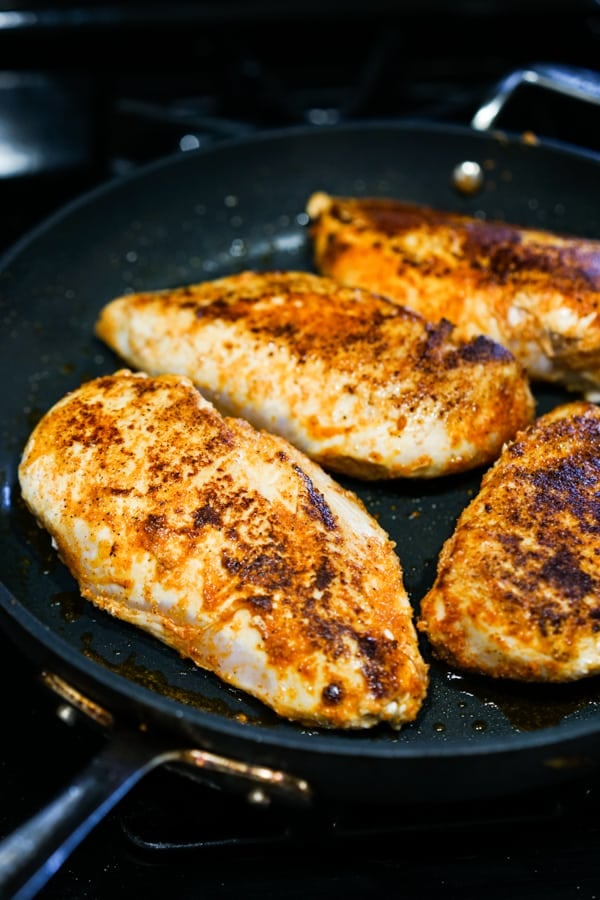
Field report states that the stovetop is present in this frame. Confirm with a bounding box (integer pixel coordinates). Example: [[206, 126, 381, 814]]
[[1, 4, 600, 898], [3, 629, 600, 900]]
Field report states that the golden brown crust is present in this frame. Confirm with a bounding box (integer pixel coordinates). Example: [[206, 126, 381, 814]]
[[418, 401, 600, 682], [19, 370, 428, 729], [95, 269, 534, 480], [307, 191, 600, 393]]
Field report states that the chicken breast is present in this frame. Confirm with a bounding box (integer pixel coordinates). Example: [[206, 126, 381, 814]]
[[418, 400, 600, 682], [95, 270, 534, 480], [18, 369, 429, 729], [306, 191, 600, 396]]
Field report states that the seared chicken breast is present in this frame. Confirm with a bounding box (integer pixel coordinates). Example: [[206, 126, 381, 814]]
[[418, 401, 600, 682], [95, 270, 534, 480], [19, 369, 429, 729], [307, 191, 600, 395]]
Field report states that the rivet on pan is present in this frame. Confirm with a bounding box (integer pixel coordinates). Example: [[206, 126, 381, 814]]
[[247, 787, 271, 807], [452, 160, 484, 195], [56, 703, 79, 726]]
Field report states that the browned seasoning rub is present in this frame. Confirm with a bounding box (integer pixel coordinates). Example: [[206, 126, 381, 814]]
[[418, 401, 600, 682], [95, 269, 534, 480], [307, 191, 600, 395], [19, 369, 429, 729]]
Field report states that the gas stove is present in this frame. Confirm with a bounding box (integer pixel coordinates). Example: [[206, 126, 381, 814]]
[[1, 4, 600, 898]]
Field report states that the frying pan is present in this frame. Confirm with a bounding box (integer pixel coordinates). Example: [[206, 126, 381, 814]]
[[2, 63, 600, 899]]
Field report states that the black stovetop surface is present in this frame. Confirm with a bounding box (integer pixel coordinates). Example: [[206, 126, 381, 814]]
[[1, 5, 600, 898], [2, 623, 600, 900]]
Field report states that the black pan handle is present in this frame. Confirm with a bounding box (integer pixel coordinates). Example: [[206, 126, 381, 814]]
[[471, 62, 600, 132], [0, 726, 183, 900], [0, 715, 311, 900]]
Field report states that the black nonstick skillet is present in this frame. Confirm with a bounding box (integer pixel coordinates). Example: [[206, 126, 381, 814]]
[[1, 63, 600, 899]]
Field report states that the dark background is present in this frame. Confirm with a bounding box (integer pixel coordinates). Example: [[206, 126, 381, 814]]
[[1, 2, 600, 898], [2, 0, 600, 248]]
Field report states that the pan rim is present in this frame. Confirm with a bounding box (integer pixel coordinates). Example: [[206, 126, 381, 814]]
[[2, 579, 599, 762], [2, 116, 600, 277]]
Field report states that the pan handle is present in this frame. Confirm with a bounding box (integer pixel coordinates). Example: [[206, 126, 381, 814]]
[[471, 62, 600, 132], [0, 720, 312, 900], [0, 726, 188, 900]]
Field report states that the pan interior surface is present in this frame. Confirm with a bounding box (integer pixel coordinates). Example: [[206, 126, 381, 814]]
[[2, 122, 600, 768]]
